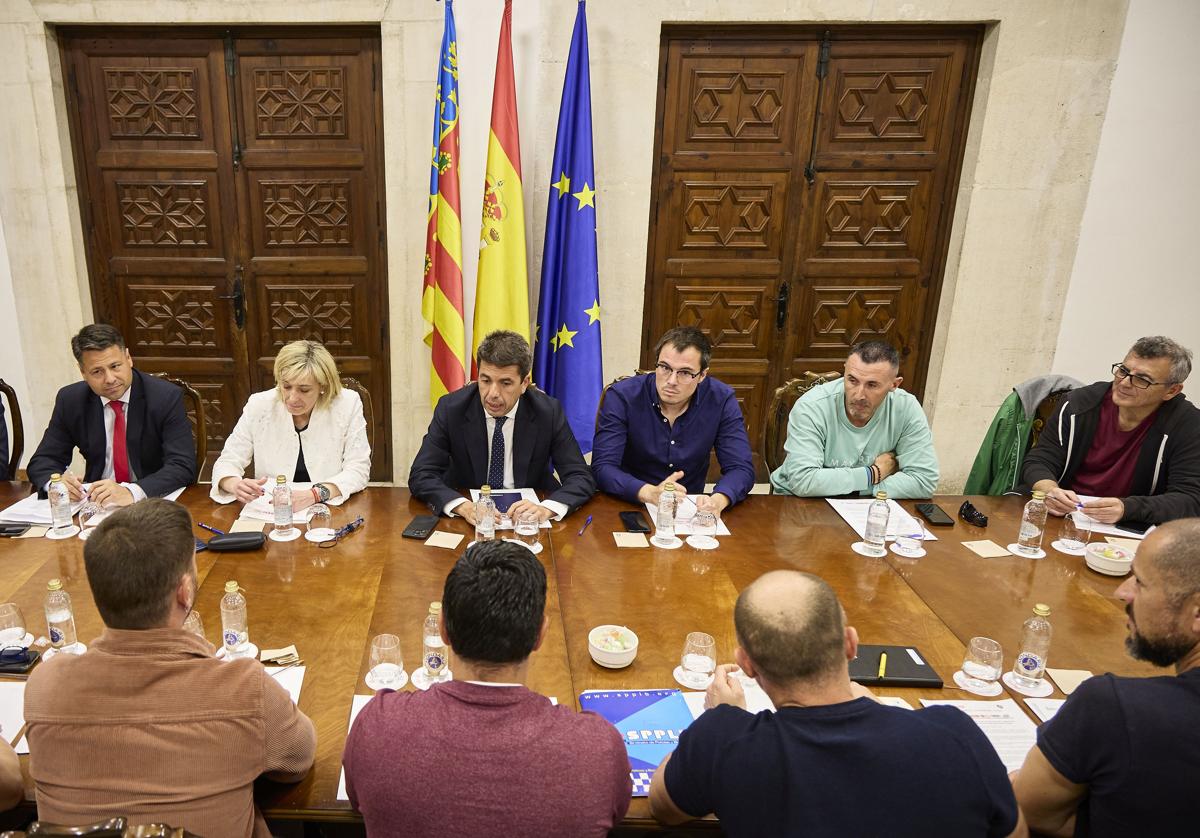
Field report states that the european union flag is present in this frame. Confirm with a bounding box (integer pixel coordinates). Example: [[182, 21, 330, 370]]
[[534, 1, 603, 454]]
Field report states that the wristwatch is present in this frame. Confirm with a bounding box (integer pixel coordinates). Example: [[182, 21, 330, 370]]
[[314, 483, 332, 503]]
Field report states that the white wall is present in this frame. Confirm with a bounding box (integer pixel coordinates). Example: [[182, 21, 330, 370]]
[[0, 217, 31, 468], [1053, 0, 1200, 383]]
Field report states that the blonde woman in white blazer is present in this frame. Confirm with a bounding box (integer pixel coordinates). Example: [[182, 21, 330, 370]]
[[210, 340, 371, 510]]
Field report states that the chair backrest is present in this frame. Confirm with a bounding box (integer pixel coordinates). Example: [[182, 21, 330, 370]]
[[761, 372, 842, 474], [0, 378, 23, 480], [594, 371, 652, 433], [341, 377, 374, 457], [149, 373, 207, 473], [1028, 389, 1072, 451]]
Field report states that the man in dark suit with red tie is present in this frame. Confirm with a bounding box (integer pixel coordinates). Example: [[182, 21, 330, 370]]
[[409, 330, 595, 523], [26, 324, 197, 505]]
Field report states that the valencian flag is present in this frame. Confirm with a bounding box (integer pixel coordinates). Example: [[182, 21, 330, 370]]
[[472, 0, 530, 370], [421, 0, 467, 406], [533, 1, 603, 453]]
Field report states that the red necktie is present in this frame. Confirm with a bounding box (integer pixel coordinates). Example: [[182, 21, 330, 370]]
[[110, 400, 129, 483]]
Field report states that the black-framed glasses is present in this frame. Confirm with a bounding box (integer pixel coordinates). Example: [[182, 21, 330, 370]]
[[1112, 363, 1168, 390], [654, 362, 701, 382], [318, 516, 365, 549]]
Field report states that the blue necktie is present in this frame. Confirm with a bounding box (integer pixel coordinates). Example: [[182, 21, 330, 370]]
[[488, 416, 507, 488]]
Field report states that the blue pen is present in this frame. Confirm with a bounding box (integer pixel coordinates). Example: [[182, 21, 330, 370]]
[[577, 515, 593, 536], [198, 523, 225, 536]]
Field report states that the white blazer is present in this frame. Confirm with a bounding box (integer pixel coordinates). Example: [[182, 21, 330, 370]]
[[210, 389, 371, 505]]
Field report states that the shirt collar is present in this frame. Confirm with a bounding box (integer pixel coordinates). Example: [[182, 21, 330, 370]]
[[90, 626, 215, 658], [485, 398, 520, 423], [102, 384, 133, 409]]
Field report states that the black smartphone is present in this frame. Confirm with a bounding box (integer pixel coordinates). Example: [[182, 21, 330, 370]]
[[619, 510, 651, 533], [403, 514, 439, 539], [916, 502, 955, 526], [0, 523, 31, 537], [0, 649, 41, 675]]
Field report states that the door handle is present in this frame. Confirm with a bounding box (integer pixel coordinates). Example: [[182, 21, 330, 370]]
[[769, 281, 790, 332], [216, 265, 246, 330]]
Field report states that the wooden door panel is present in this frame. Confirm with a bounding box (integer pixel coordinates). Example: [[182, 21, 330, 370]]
[[665, 171, 789, 272], [800, 173, 933, 270], [246, 171, 365, 254]]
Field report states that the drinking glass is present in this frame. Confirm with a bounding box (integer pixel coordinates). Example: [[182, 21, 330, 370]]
[[956, 636, 1003, 696], [0, 603, 26, 647], [686, 510, 719, 550], [369, 633, 405, 689], [76, 501, 104, 540], [1060, 511, 1092, 552], [679, 631, 717, 689], [305, 504, 334, 543], [183, 609, 205, 640], [893, 531, 924, 557], [514, 510, 541, 553]]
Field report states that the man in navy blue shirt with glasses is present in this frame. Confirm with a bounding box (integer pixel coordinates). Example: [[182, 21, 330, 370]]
[[592, 326, 754, 517]]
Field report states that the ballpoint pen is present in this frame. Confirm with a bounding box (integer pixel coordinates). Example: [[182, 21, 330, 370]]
[[577, 515, 593, 536], [198, 523, 225, 536]]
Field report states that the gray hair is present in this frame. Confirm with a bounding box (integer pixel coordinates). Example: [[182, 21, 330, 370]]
[[1130, 336, 1192, 384], [476, 330, 532, 380]]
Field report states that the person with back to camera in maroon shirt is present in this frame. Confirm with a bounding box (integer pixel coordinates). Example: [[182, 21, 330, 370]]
[[342, 539, 631, 836], [1023, 335, 1198, 527]]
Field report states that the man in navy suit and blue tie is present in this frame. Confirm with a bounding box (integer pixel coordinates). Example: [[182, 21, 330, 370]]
[[409, 330, 595, 524], [26, 324, 197, 506]]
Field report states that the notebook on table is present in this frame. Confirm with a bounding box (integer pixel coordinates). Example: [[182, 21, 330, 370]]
[[849, 644, 943, 688]]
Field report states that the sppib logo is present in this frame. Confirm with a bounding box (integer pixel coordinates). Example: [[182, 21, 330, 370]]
[[223, 630, 239, 647], [1017, 652, 1042, 673], [424, 651, 446, 670], [49, 627, 63, 643]]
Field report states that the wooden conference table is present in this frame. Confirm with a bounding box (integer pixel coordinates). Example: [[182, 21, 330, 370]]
[[0, 484, 1152, 832]]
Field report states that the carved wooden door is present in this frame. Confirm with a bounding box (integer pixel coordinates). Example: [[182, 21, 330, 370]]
[[643, 28, 981, 478], [61, 28, 390, 481]]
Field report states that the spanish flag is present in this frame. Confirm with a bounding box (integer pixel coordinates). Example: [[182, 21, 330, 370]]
[[472, 0, 530, 370], [422, 0, 467, 406]]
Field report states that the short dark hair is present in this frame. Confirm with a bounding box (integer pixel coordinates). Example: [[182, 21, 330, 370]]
[[849, 340, 900, 371], [654, 326, 712, 371], [1129, 336, 1192, 384], [84, 499, 196, 630], [71, 323, 126, 364], [442, 540, 546, 665], [476, 330, 532, 380], [734, 571, 846, 684]]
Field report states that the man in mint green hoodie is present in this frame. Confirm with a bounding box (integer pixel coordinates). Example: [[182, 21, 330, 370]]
[[770, 341, 938, 498]]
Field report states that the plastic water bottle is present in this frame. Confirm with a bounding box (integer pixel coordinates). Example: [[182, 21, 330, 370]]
[[475, 485, 496, 542], [1012, 603, 1052, 689], [1017, 490, 1048, 556], [272, 475, 293, 535], [864, 491, 890, 556], [220, 580, 249, 657], [49, 474, 73, 534], [422, 602, 448, 680], [652, 482, 678, 546], [44, 578, 77, 650]]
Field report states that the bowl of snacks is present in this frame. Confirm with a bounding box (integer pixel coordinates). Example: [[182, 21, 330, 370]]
[[1085, 542, 1134, 576], [588, 624, 639, 669]]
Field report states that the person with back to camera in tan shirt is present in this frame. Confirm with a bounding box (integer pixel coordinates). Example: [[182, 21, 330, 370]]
[[23, 498, 316, 837]]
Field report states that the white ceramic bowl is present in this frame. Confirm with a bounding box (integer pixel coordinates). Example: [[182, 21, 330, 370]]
[[1085, 542, 1134, 576], [588, 624, 639, 669]]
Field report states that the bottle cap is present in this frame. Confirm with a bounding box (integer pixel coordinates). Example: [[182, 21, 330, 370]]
[[1032, 490, 1046, 500], [1033, 603, 1051, 617], [276, 475, 287, 484], [875, 491, 888, 500], [50, 473, 62, 482], [225, 580, 240, 593], [429, 601, 442, 614], [481, 485, 491, 494], [664, 482, 675, 491], [47, 578, 63, 591]]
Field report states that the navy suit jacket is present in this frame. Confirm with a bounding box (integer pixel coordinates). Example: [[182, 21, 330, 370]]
[[27, 369, 197, 498], [408, 384, 596, 516]]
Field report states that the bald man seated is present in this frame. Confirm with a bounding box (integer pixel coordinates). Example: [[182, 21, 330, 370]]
[[649, 570, 1026, 838]]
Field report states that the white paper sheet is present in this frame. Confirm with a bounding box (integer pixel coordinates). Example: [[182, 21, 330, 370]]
[[826, 498, 939, 542], [1073, 496, 1154, 540], [644, 496, 732, 536], [337, 694, 375, 801], [239, 484, 316, 524], [682, 681, 774, 717], [1025, 698, 1066, 723], [1, 485, 185, 526], [266, 665, 306, 706], [468, 488, 552, 528], [0, 682, 25, 748], [920, 698, 1037, 772]]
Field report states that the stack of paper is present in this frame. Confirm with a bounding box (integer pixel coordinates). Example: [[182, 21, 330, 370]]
[[0, 493, 87, 525], [644, 496, 732, 535], [239, 485, 315, 524], [920, 698, 1036, 772], [826, 498, 939, 542]]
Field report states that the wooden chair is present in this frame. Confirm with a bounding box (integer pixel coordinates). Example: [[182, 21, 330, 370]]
[[0, 378, 23, 480], [6, 817, 198, 836], [761, 371, 842, 475], [149, 373, 207, 472], [341, 377, 374, 456], [594, 371, 652, 433]]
